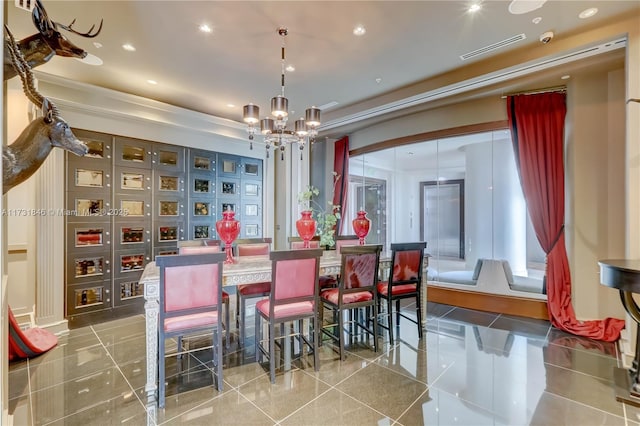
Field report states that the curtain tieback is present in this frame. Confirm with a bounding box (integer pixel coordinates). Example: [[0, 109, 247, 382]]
[[547, 224, 565, 254]]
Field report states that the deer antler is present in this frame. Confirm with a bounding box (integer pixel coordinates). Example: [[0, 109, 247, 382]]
[[57, 18, 103, 38], [4, 25, 58, 119]]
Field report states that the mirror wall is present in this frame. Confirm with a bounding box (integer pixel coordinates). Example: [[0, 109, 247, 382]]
[[346, 129, 546, 298]]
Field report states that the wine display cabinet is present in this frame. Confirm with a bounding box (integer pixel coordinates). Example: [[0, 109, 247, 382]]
[[65, 130, 263, 325]]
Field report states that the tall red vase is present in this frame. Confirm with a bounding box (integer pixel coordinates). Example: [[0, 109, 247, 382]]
[[352, 210, 371, 245], [216, 209, 241, 263], [296, 210, 317, 249]]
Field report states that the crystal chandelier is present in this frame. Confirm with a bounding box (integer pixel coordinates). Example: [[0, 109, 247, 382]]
[[242, 27, 321, 160]]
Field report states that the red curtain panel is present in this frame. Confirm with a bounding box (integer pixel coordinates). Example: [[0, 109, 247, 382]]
[[508, 92, 624, 342], [333, 136, 349, 234]]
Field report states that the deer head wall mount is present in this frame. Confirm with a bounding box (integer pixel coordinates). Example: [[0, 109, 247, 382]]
[[3, 0, 103, 81], [3, 25, 88, 194]]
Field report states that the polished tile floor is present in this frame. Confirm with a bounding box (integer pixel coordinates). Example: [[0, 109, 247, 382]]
[[8, 300, 640, 425]]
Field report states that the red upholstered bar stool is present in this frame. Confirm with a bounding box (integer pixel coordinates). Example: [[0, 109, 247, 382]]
[[179, 244, 231, 348], [320, 244, 382, 360], [156, 251, 226, 407], [255, 248, 323, 383], [376, 242, 427, 345], [288, 235, 321, 249], [234, 237, 272, 346]]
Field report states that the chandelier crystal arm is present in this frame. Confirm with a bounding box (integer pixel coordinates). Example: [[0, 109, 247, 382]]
[[242, 27, 321, 160]]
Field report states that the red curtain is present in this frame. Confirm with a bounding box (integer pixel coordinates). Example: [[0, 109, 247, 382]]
[[508, 92, 624, 342], [333, 136, 349, 234]]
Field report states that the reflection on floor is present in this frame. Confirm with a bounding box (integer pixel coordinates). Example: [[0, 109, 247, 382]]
[[8, 300, 639, 425]]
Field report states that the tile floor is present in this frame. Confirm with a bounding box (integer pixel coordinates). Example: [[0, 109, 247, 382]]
[[8, 300, 640, 426]]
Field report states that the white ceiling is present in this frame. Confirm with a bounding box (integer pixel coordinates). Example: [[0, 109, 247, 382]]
[[6, 1, 638, 136]]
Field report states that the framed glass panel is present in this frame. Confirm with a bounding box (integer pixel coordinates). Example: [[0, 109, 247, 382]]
[[159, 226, 178, 242], [76, 198, 103, 216], [245, 163, 259, 176], [245, 183, 259, 196], [121, 227, 144, 244], [121, 172, 144, 190], [120, 281, 144, 300], [222, 160, 236, 174], [75, 286, 103, 308], [245, 204, 258, 216], [222, 181, 237, 195], [194, 178, 210, 193], [122, 145, 145, 163], [159, 176, 179, 191], [194, 156, 210, 170], [194, 225, 210, 239], [84, 140, 104, 159], [158, 151, 178, 166], [159, 201, 179, 216], [121, 200, 144, 216], [221, 202, 236, 212], [194, 202, 210, 216], [75, 256, 104, 278], [75, 228, 103, 247], [75, 169, 103, 188], [245, 224, 259, 237], [120, 254, 144, 272]]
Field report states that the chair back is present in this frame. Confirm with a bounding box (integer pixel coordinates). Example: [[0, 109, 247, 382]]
[[177, 239, 205, 248], [235, 237, 272, 256], [203, 239, 222, 247], [179, 245, 221, 254], [389, 242, 427, 285], [340, 245, 383, 295], [269, 249, 323, 307], [288, 236, 320, 249], [156, 252, 226, 335], [335, 235, 360, 254]]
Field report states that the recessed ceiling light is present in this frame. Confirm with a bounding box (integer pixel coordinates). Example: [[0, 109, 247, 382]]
[[122, 43, 136, 52], [93, 42, 103, 49], [227, 103, 235, 108], [561, 75, 571, 80], [285, 65, 295, 72], [199, 23, 212, 33], [375, 77, 382, 84], [147, 79, 157, 85], [407, 151, 414, 156], [468, 3, 481, 13], [508, 0, 547, 15], [532, 16, 542, 24], [353, 25, 366, 36], [579, 8, 598, 19]]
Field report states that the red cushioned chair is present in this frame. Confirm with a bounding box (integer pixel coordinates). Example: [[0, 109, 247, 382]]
[[156, 251, 226, 407], [335, 235, 360, 254], [288, 235, 321, 249], [320, 244, 382, 360], [179, 244, 231, 348], [376, 242, 427, 345], [233, 238, 272, 346], [255, 248, 323, 383]]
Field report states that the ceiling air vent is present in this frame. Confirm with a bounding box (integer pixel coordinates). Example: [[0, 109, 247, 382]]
[[460, 34, 526, 61], [14, 0, 36, 12]]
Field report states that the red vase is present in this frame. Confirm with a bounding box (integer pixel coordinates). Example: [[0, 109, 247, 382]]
[[352, 210, 371, 245], [296, 210, 317, 248], [216, 209, 241, 263]]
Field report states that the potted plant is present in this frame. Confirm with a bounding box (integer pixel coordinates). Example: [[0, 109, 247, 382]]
[[297, 172, 341, 248]]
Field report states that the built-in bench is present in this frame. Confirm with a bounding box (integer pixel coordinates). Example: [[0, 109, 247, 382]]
[[429, 258, 546, 299]]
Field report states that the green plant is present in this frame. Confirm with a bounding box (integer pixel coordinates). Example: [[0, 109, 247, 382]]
[[298, 173, 341, 247]]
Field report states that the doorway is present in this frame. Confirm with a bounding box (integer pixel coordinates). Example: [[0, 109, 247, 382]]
[[421, 180, 464, 259]]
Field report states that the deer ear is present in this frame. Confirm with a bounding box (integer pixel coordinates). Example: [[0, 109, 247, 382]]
[[42, 98, 53, 124]]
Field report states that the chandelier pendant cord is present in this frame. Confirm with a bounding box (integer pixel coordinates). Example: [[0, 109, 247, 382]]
[[242, 27, 321, 160]]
